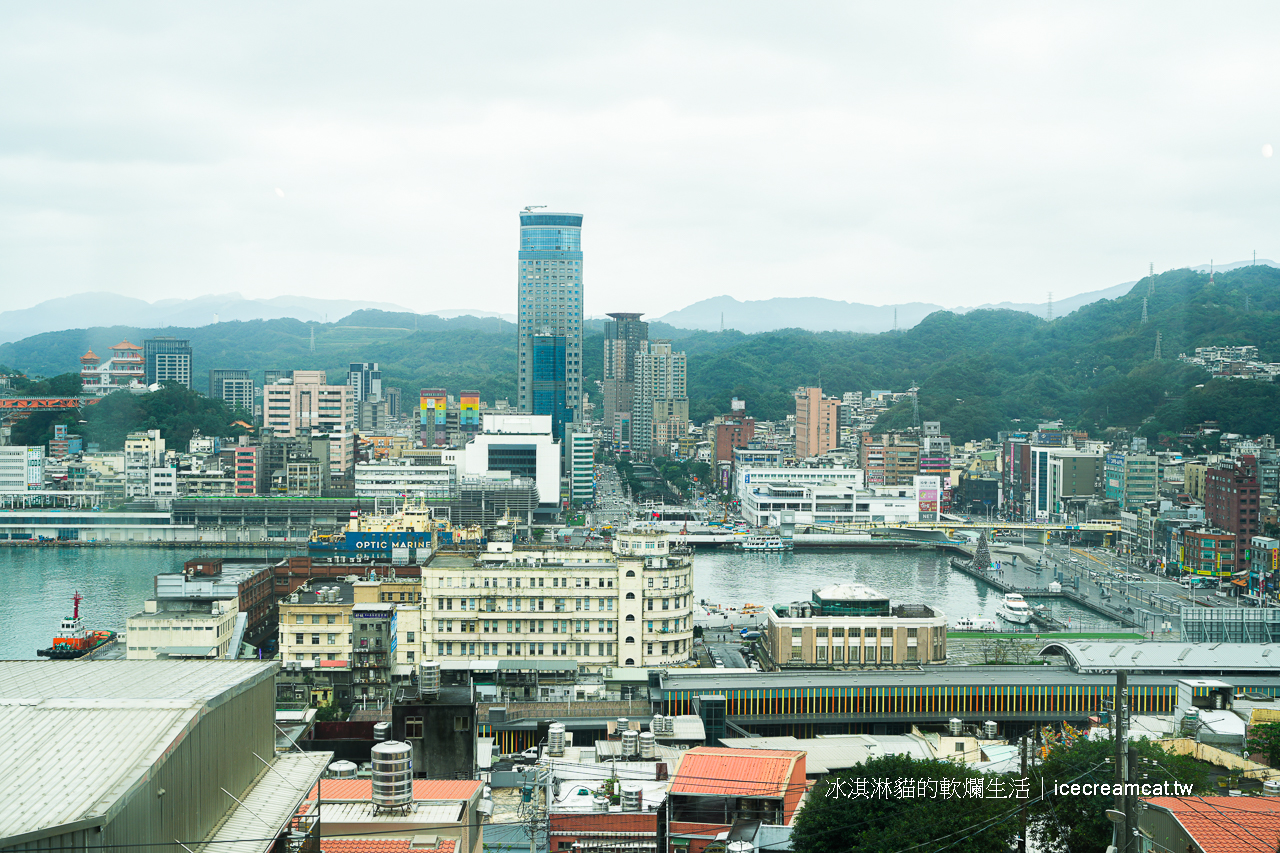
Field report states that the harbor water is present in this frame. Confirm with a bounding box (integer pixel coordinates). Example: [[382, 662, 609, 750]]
[[0, 544, 1123, 660]]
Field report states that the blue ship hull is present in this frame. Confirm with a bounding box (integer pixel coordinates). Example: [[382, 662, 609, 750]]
[[309, 530, 439, 554]]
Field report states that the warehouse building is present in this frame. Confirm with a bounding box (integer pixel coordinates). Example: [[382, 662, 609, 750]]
[[0, 659, 329, 852]]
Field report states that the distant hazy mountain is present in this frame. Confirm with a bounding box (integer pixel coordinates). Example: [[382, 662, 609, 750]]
[[652, 260, 1279, 333], [0, 292, 421, 344]]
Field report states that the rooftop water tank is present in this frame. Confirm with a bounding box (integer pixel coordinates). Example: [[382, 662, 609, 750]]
[[373, 721, 391, 742], [620, 782, 643, 812], [652, 714, 665, 734], [617, 717, 629, 736], [639, 731, 656, 759], [982, 720, 998, 739], [419, 661, 441, 697], [328, 760, 358, 778], [1264, 780, 1280, 797], [727, 843, 754, 853], [592, 795, 610, 812], [621, 729, 640, 757], [370, 741, 413, 810], [948, 718, 963, 737], [548, 722, 566, 757]]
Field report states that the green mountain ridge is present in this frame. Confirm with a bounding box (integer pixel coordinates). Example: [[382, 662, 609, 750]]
[[3, 265, 1279, 445]]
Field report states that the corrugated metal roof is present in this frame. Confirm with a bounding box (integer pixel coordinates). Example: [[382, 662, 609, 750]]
[[303, 801, 466, 825], [0, 704, 196, 841], [1042, 641, 1280, 673], [309, 779, 482, 801], [199, 751, 331, 853], [0, 659, 277, 702], [717, 735, 932, 775], [670, 747, 802, 798], [0, 660, 277, 844]]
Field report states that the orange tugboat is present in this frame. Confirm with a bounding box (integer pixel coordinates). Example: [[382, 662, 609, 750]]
[[37, 592, 116, 659]]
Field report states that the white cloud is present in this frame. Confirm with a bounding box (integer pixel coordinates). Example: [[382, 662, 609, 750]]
[[0, 2, 1277, 316]]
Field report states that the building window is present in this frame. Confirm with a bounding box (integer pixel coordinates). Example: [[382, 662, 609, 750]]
[[626, 636, 635, 644], [454, 716, 470, 732], [405, 717, 423, 739]]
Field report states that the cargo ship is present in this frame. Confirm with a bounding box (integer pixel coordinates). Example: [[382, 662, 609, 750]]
[[309, 499, 484, 557], [37, 592, 116, 659]]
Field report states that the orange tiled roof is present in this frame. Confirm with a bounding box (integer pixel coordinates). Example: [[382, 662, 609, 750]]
[[80, 350, 99, 362], [321, 839, 455, 853], [308, 778, 483, 801], [670, 747, 803, 798], [111, 341, 141, 350], [1145, 796, 1280, 853]]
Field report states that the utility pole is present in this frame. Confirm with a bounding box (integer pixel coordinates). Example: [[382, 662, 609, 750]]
[[1018, 734, 1029, 853], [1126, 742, 1140, 853], [1113, 670, 1129, 853]]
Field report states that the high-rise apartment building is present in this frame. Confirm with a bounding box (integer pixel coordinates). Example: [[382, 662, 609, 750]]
[[209, 369, 254, 412], [795, 387, 839, 459], [144, 337, 193, 388], [603, 312, 648, 447], [631, 341, 689, 461], [516, 210, 583, 428], [263, 371, 354, 478], [347, 362, 382, 404], [1205, 458, 1260, 566]]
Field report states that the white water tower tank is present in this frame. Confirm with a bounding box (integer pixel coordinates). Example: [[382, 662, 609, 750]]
[[620, 782, 643, 812], [639, 731, 656, 759], [982, 721, 999, 739], [621, 729, 640, 757], [617, 717, 629, 736], [727, 843, 754, 853], [328, 760, 358, 778], [948, 718, 963, 736], [418, 661, 441, 697], [370, 741, 413, 809], [592, 795, 610, 812], [373, 721, 391, 742], [652, 714, 665, 734], [1264, 780, 1280, 797], [548, 722, 567, 757]]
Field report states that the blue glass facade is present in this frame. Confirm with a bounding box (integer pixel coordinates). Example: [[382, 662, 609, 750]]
[[517, 210, 584, 423], [531, 334, 569, 439]]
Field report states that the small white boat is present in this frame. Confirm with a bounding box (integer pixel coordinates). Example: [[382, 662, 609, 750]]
[[737, 532, 793, 552], [952, 615, 999, 632], [997, 593, 1033, 624]]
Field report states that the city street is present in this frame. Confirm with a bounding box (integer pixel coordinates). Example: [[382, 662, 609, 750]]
[[995, 541, 1253, 637]]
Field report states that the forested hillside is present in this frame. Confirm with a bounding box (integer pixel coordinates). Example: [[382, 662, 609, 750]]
[[3, 265, 1280, 444]]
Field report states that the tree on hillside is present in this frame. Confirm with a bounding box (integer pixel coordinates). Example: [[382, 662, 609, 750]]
[[82, 385, 248, 450], [791, 754, 1017, 853]]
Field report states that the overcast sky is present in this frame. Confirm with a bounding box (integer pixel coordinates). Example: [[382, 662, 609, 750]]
[[2, 3, 1277, 318]]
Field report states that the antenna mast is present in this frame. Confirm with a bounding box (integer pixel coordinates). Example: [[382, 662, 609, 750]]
[[1046, 292, 1053, 322]]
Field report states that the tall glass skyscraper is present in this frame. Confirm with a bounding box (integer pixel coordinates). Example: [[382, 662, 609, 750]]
[[517, 210, 583, 430]]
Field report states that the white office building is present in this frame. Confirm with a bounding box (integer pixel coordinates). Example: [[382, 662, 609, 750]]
[[354, 459, 456, 500], [463, 414, 561, 510], [0, 446, 44, 494], [419, 528, 693, 672]]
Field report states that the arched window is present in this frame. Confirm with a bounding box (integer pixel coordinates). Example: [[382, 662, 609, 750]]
[[625, 570, 636, 578], [625, 592, 636, 600], [625, 614, 635, 621], [625, 636, 635, 644], [625, 658, 635, 665]]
